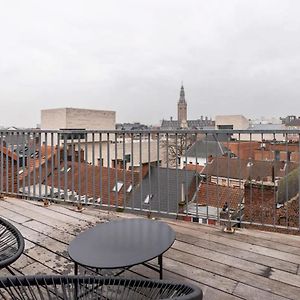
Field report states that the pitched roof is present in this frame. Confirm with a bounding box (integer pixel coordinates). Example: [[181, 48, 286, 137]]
[[185, 140, 229, 158], [129, 166, 198, 214], [202, 157, 298, 181], [196, 182, 243, 210], [161, 119, 214, 130]]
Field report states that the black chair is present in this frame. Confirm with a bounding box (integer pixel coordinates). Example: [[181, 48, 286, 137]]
[[0, 275, 203, 299], [0, 217, 25, 274]]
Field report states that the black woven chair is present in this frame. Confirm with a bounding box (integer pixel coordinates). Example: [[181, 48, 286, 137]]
[[0, 217, 25, 274], [0, 275, 203, 300]]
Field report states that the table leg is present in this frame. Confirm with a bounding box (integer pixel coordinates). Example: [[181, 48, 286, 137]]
[[158, 254, 163, 279], [74, 262, 78, 275]]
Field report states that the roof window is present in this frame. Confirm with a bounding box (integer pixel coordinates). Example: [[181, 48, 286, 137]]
[[144, 194, 153, 204], [112, 182, 123, 192]]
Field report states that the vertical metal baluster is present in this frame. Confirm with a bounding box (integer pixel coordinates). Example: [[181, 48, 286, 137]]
[[285, 133, 289, 228], [123, 132, 126, 210], [85, 133, 88, 204], [184, 133, 188, 218], [22, 132, 25, 196], [260, 133, 264, 226], [195, 132, 199, 220], [298, 133, 300, 231], [64, 132, 68, 202], [5, 131, 9, 194], [249, 132, 253, 223], [216, 132, 220, 223], [99, 133, 103, 206], [238, 133, 242, 227], [0, 132, 3, 194], [205, 133, 209, 221], [166, 133, 169, 214], [272, 133, 276, 228], [57, 133, 61, 199], [16, 132, 20, 195], [107, 133, 110, 210], [51, 133, 54, 199], [26, 132, 31, 197], [226, 133, 231, 229], [139, 133, 142, 212], [175, 133, 179, 216], [157, 132, 160, 213], [11, 132, 14, 194], [115, 133, 118, 208], [45, 132, 48, 198], [92, 132, 95, 205], [148, 132, 151, 215], [78, 135, 81, 205], [33, 132, 36, 198], [71, 133, 74, 202], [131, 133, 134, 211], [38, 132, 42, 199]]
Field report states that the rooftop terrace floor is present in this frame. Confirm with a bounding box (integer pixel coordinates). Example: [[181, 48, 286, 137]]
[[1, 198, 300, 300]]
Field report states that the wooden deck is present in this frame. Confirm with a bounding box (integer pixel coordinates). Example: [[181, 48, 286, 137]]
[[1, 198, 300, 300]]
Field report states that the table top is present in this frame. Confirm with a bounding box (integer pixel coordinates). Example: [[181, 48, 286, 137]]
[[68, 218, 176, 269]]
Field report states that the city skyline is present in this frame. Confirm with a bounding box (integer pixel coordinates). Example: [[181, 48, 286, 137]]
[[1, 0, 300, 127]]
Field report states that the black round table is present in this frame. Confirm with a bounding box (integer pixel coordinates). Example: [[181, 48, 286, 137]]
[[68, 218, 175, 279]]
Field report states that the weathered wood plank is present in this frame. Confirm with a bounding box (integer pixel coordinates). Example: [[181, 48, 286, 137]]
[[233, 283, 289, 300], [170, 223, 300, 265], [173, 240, 270, 276], [162, 257, 237, 294], [166, 248, 300, 300], [175, 229, 298, 274]]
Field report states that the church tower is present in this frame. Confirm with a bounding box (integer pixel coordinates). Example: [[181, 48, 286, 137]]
[[177, 84, 187, 127]]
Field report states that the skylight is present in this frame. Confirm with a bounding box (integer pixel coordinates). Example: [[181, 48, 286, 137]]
[[144, 194, 153, 204], [127, 184, 133, 193], [60, 167, 71, 173], [112, 182, 123, 192]]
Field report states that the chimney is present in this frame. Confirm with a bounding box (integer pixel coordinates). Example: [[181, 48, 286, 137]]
[[170, 116, 173, 121]]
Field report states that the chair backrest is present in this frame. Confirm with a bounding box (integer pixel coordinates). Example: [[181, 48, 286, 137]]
[[0, 217, 25, 269], [0, 275, 203, 300]]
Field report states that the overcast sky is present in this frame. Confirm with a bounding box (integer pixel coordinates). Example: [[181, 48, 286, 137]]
[[1, 0, 300, 127]]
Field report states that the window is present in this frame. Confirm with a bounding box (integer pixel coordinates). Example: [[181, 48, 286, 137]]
[[274, 150, 280, 161], [112, 182, 123, 192], [127, 184, 133, 193], [125, 154, 131, 163], [144, 194, 153, 204], [60, 167, 71, 173]]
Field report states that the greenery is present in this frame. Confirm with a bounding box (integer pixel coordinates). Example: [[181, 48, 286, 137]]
[[277, 167, 300, 204]]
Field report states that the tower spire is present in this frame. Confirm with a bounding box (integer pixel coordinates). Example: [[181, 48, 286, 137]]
[[177, 84, 187, 126]]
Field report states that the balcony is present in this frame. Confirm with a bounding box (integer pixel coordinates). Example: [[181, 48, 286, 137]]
[[0, 129, 300, 299], [1, 197, 300, 299]]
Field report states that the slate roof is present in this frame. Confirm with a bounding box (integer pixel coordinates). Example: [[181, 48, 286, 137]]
[[285, 119, 300, 127], [129, 166, 198, 214], [202, 157, 299, 181], [161, 119, 214, 130], [185, 140, 230, 159], [196, 182, 243, 210]]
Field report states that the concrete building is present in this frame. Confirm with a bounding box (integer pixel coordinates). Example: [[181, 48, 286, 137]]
[[41, 107, 116, 130], [215, 115, 249, 130]]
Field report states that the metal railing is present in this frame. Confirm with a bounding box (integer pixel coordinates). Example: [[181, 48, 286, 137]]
[[1, 129, 300, 232]]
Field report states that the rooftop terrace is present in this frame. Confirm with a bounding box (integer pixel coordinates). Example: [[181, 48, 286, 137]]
[[1, 197, 300, 300]]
